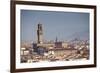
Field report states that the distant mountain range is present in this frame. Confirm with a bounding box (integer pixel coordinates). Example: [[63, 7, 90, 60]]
[[67, 30, 89, 41]]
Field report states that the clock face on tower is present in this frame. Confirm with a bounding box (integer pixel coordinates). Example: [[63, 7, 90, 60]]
[[39, 31, 43, 35]]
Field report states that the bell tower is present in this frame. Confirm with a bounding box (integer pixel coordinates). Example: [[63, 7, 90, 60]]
[[37, 23, 43, 44]]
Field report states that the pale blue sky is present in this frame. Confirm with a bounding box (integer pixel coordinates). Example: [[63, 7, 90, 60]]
[[21, 10, 89, 42]]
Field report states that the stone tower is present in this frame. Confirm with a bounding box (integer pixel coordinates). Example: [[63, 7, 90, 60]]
[[37, 23, 43, 44]]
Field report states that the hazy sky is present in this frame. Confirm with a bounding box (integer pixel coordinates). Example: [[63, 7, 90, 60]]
[[21, 10, 89, 42]]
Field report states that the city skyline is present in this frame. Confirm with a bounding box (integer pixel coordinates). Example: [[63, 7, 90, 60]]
[[21, 10, 89, 43]]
